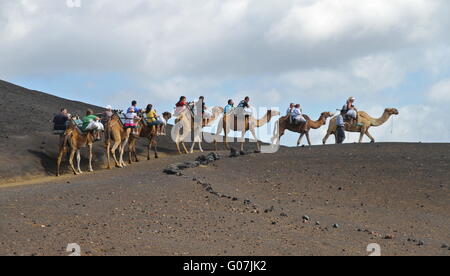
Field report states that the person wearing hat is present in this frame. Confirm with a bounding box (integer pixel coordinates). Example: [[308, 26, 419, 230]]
[[343, 97, 361, 126]]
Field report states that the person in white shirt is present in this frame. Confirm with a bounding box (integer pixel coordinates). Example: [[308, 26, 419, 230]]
[[292, 104, 306, 124]]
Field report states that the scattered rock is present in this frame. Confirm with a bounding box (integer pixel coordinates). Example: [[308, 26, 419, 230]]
[[315, 221, 320, 226], [384, 234, 395, 240], [230, 148, 240, 158], [418, 240, 425, 246], [441, 243, 449, 249], [333, 224, 339, 229], [280, 213, 288, 217], [302, 215, 310, 221]]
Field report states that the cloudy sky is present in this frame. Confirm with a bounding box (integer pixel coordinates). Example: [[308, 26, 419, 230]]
[[1, 0, 450, 145]]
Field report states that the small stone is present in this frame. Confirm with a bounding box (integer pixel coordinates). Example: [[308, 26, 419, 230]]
[[302, 215, 310, 221], [333, 224, 339, 229], [384, 234, 395, 240], [315, 221, 320, 226], [418, 240, 425, 246], [441, 244, 449, 249]]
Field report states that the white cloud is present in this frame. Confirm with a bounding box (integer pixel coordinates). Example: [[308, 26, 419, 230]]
[[1, 0, 450, 144], [352, 55, 405, 90], [428, 80, 450, 103]]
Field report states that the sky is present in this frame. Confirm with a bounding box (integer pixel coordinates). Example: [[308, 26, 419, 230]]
[[1, 0, 450, 145]]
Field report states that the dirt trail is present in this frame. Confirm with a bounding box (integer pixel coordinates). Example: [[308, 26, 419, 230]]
[[1, 143, 449, 256]]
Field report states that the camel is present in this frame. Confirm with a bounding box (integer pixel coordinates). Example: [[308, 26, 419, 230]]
[[56, 119, 95, 176], [173, 106, 224, 154], [322, 108, 399, 144], [272, 112, 334, 146], [213, 109, 281, 152], [127, 112, 172, 163], [104, 112, 133, 169]]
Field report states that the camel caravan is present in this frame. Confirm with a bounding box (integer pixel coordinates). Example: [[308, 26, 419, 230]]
[[53, 96, 398, 176]]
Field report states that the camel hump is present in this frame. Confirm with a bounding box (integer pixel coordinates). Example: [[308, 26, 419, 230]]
[[358, 111, 371, 119], [303, 114, 311, 121]]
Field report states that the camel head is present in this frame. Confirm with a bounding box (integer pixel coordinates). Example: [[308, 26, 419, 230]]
[[212, 106, 224, 114], [320, 112, 334, 119], [267, 110, 281, 117], [385, 108, 399, 116], [162, 112, 172, 121], [265, 110, 281, 122]]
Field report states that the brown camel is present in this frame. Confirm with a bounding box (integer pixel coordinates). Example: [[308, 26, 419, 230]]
[[56, 119, 95, 176], [104, 112, 133, 169], [213, 110, 281, 152], [172, 106, 224, 154], [127, 112, 172, 163], [272, 112, 334, 146], [323, 108, 399, 144]]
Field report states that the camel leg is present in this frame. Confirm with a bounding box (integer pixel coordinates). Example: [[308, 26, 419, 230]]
[[359, 130, 365, 143], [147, 138, 151, 160], [365, 129, 375, 143], [181, 142, 189, 154], [224, 128, 231, 150], [176, 141, 182, 155], [130, 138, 139, 163], [76, 150, 82, 174], [297, 133, 304, 146], [106, 142, 112, 170], [323, 131, 333, 145], [306, 132, 312, 146], [153, 139, 158, 159], [134, 143, 139, 162], [240, 130, 246, 151], [190, 141, 195, 153], [88, 144, 93, 172], [198, 141, 204, 152], [119, 139, 129, 167], [250, 128, 260, 152], [56, 145, 66, 177], [68, 149, 79, 175], [128, 140, 133, 164], [111, 140, 121, 168]]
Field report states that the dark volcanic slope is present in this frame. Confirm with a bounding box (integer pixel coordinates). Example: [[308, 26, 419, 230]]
[[0, 80, 102, 136], [0, 80, 104, 181], [0, 80, 261, 182], [0, 143, 449, 256]]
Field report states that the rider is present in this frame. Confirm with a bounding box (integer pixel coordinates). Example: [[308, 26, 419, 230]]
[[286, 103, 294, 117], [286, 103, 294, 123], [196, 96, 212, 121], [292, 104, 306, 124], [224, 99, 235, 114], [145, 104, 165, 134], [342, 97, 362, 126], [124, 107, 140, 135], [130, 100, 142, 114], [82, 109, 104, 141], [53, 108, 70, 135], [175, 96, 189, 116], [237, 96, 253, 117]]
